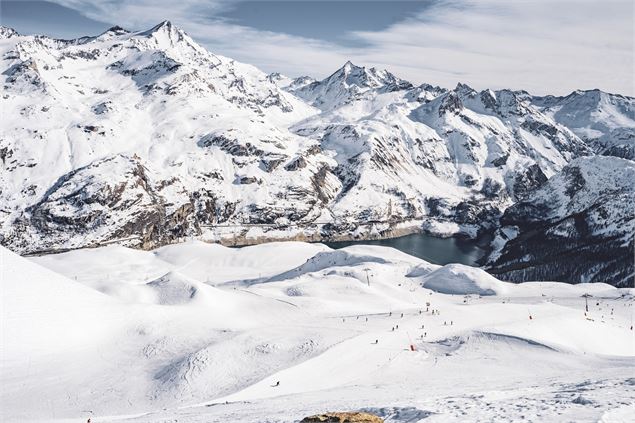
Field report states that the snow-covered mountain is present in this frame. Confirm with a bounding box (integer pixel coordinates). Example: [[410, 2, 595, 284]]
[[1, 21, 333, 252], [1, 22, 633, 285], [289, 61, 414, 110], [532, 89, 635, 159], [487, 156, 635, 287]]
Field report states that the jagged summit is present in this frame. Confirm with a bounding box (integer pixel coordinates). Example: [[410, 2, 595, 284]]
[[83, 25, 131, 43], [531, 87, 635, 158], [454, 82, 475, 94], [100, 25, 129, 36], [291, 61, 413, 110], [0, 26, 19, 39], [133, 20, 196, 49], [339, 60, 360, 74], [328, 60, 411, 90], [141, 20, 176, 35]]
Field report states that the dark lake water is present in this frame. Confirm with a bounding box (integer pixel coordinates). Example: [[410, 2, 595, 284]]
[[325, 233, 486, 266]]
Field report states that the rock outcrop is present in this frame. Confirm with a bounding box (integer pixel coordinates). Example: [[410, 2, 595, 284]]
[[300, 411, 384, 423]]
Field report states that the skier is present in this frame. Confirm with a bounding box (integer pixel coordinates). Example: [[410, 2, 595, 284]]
[[400, 312, 404, 318], [396, 324, 399, 329], [274, 381, 280, 387]]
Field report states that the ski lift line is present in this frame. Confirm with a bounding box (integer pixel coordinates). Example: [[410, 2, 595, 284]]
[[173, 257, 200, 273], [235, 288, 300, 308], [332, 307, 434, 319]]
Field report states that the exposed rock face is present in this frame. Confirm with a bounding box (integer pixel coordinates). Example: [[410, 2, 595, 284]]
[[7, 155, 197, 252], [513, 164, 548, 201], [300, 411, 384, 423], [0, 22, 633, 285]]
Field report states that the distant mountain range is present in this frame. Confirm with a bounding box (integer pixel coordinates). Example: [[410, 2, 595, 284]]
[[1, 22, 633, 286]]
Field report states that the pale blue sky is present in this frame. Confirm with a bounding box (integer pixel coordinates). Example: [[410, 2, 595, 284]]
[[1, 0, 632, 95], [2, 1, 112, 38], [219, 1, 436, 46]]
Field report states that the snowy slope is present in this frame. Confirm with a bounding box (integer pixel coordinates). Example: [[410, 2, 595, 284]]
[[2, 241, 634, 422]]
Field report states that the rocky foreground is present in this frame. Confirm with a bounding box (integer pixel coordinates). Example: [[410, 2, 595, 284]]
[[300, 412, 383, 423]]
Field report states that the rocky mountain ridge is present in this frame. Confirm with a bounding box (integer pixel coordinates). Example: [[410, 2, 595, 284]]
[[1, 22, 633, 285]]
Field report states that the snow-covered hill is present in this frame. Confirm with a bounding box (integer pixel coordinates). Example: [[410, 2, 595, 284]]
[[1, 22, 633, 285], [2, 241, 634, 422]]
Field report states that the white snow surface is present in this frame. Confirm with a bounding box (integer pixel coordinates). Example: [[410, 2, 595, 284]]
[[2, 241, 634, 422]]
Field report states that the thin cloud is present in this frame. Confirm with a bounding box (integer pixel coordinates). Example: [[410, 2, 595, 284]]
[[349, 0, 633, 95]]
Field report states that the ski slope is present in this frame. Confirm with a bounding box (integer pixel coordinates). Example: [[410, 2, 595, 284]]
[[1, 241, 634, 422]]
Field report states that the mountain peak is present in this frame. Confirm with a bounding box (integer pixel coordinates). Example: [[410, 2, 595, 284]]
[[151, 20, 174, 31], [95, 25, 129, 40], [0, 26, 19, 39], [104, 25, 129, 35], [438, 91, 464, 116], [292, 61, 412, 110], [331, 61, 364, 78], [454, 82, 477, 101], [341, 60, 360, 72], [329, 61, 409, 90], [135, 20, 198, 50], [139, 20, 183, 38], [455, 82, 475, 93]]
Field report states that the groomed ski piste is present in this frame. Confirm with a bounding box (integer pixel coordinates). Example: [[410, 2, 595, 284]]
[[1, 240, 634, 422]]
